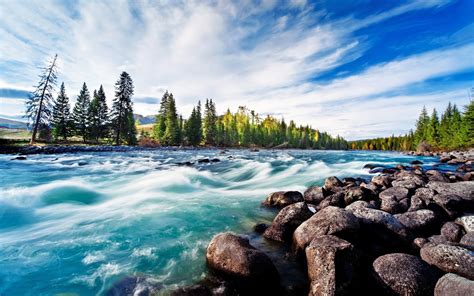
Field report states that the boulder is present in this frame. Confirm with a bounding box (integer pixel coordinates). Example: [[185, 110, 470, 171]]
[[304, 186, 325, 204], [206, 233, 279, 284], [306, 235, 359, 296], [433, 194, 463, 218], [261, 191, 303, 208], [264, 202, 313, 242], [395, 209, 438, 234], [371, 175, 392, 188], [411, 160, 423, 165], [345, 200, 375, 212], [460, 232, 474, 248], [455, 215, 474, 232], [316, 191, 345, 210], [427, 181, 474, 200], [413, 188, 437, 204], [434, 273, 474, 296], [253, 223, 268, 234], [293, 206, 360, 252], [373, 253, 440, 296], [344, 187, 374, 205], [420, 244, 474, 280], [426, 170, 449, 183], [392, 176, 426, 191], [408, 196, 425, 212], [440, 222, 464, 242], [380, 196, 405, 214], [380, 187, 409, 202], [323, 176, 344, 194]]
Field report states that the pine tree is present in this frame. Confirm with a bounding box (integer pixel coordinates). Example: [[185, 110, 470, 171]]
[[72, 82, 91, 142], [25, 54, 58, 144], [425, 108, 439, 146], [203, 99, 218, 145], [153, 91, 169, 141], [52, 82, 71, 141], [162, 93, 180, 145], [439, 103, 453, 148], [110, 72, 136, 145], [414, 106, 430, 146], [450, 104, 463, 148], [463, 99, 474, 146], [88, 86, 109, 143]]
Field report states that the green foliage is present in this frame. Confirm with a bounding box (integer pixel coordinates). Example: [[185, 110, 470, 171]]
[[153, 91, 169, 140], [162, 93, 180, 145], [52, 82, 72, 140], [88, 85, 109, 143], [110, 72, 136, 145], [463, 99, 474, 145], [72, 82, 91, 142], [184, 104, 202, 146]]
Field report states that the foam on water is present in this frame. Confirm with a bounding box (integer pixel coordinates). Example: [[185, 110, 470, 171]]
[[0, 149, 437, 295]]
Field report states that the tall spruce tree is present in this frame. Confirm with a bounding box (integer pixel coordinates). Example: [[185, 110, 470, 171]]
[[88, 86, 109, 143], [154, 91, 169, 141], [111, 72, 136, 145], [425, 108, 439, 146], [72, 82, 91, 142], [439, 102, 453, 148], [414, 106, 430, 146], [52, 82, 71, 140], [203, 99, 217, 145], [25, 54, 58, 144], [463, 99, 474, 146], [162, 93, 180, 145]]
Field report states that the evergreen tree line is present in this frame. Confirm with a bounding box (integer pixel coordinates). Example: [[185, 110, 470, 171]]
[[151, 93, 347, 149], [25, 54, 137, 145], [350, 99, 474, 151]]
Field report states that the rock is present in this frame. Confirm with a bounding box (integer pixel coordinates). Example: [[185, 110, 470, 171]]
[[170, 284, 211, 296], [254, 223, 268, 234], [11, 156, 27, 160], [345, 200, 375, 212], [380, 187, 409, 202], [197, 158, 210, 163], [434, 273, 474, 296], [395, 210, 438, 234], [360, 182, 379, 196], [426, 170, 449, 182], [316, 191, 345, 210], [420, 244, 474, 280], [348, 207, 410, 240], [306, 235, 359, 296], [342, 177, 358, 187], [413, 188, 437, 204], [455, 215, 474, 232], [323, 176, 344, 194], [381, 196, 405, 214], [441, 222, 464, 242], [392, 176, 425, 191], [263, 202, 313, 242], [433, 194, 464, 218], [411, 160, 423, 165], [206, 233, 279, 284], [106, 276, 163, 296], [414, 237, 429, 249], [464, 172, 473, 181], [261, 191, 303, 208], [408, 196, 425, 212], [371, 175, 392, 188], [293, 206, 360, 252], [460, 232, 474, 248], [344, 187, 373, 205], [427, 181, 474, 200], [363, 163, 379, 169], [373, 253, 440, 296], [304, 186, 325, 204], [211, 158, 220, 162]]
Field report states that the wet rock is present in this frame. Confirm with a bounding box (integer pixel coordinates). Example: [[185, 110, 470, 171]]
[[210, 158, 220, 162], [303, 186, 325, 204], [11, 156, 27, 160], [371, 175, 393, 188], [380, 186, 409, 202], [408, 196, 425, 212], [316, 191, 345, 210], [426, 170, 449, 182], [460, 232, 474, 248], [411, 160, 423, 165], [261, 191, 303, 208], [433, 194, 463, 218], [373, 253, 440, 296], [427, 181, 474, 200], [345, 200, 375, 212], [254, 223, 268, 234], [380, 196, 405, 214], [440, 222, 464, 243], [395, 210, 438, 234], [197, 158, 210, 163], [264, 202, 313, 243], [106, 276, 163, 296], [323, 176, 344, 194], [293, 206, 360, 252], [306, 235, 359, 296], [413, 188, 437, 205], [455, 215, 474, 232], [170, 285, 211, 296], [392, 176, 425, 191], [434, 273, 474, 296], [420, 244, 474, 280], [206, 233, 279, 284], [344, 187, 373, 206], [363, 163, 379, 169], [360, 182, 379, 196]]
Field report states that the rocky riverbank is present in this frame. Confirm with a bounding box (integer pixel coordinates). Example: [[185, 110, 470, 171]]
[[169, 150, 474, 295]]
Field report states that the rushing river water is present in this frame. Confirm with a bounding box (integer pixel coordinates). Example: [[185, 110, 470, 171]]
[[0, 149, 439, 295]]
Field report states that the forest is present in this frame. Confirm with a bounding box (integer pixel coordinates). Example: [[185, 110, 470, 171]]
[[349, 99, 474, 151], [24, 55, 347, 149]]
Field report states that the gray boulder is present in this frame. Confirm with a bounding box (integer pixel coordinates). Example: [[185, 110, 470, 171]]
[[293, 206, 360, 252], [348, 207, 410, 240], [306, 235, 359, 296], [420, 244, 474, 280], [427, 181, 474, 200], [323, 176, 344, 194], [395, 209, 438, 234], [434, 273, 474, 296], [263, 202, 313, 242], [304, 186, 325, 204], [440, 222, 464, 242], [261, 191, 303, 208], [455, 215, 474, 232], [460, 232, 474, 249], [371, 175, 393, 188], [380, 186, 409, 201], [373, 253, 440, 296]]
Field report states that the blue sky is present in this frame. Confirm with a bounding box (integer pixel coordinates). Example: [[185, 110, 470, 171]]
[[0, 0, 473, 140]]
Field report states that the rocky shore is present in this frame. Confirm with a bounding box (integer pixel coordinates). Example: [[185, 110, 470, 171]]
[[170, 150, 474, 296]]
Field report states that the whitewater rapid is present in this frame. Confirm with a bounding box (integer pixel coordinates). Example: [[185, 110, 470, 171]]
[[0, 149, 438, 295]]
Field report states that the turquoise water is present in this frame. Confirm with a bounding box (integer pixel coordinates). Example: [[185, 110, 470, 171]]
[[0, 149, 438, 295]]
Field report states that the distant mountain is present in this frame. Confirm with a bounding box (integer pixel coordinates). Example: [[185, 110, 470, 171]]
[[134, 114, 156, 125], [0, 117, 28, 129]]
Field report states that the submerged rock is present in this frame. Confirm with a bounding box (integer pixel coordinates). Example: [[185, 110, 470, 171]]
[[264, 202, 313, 242], [434, 273, 474, 296], [261, 191, 303, 208], [420, 244, 474, 280], [306, 235, 359, 296], [293, 206, 360, 252], [206, 232, 279, 284], [373, 253, 440, 296]]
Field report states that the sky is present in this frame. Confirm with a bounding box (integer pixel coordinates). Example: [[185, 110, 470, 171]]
[[0, 0, 473, 140]]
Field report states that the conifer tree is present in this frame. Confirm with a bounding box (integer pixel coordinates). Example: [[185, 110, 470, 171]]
[[88, 86, 109, 143], [162, 93, 180, 145], [110, 72, 136, 145], [463, 99, 474, 146], [52, 82, 71, 141], [414, 106, 430, 146], [203, 99, 217, 145], [439, 102, 453, 148], [25, 54, 58, 144], [425, 108, 439, 146], [153, 91, 169, 141], [72, 82, 91, 142]]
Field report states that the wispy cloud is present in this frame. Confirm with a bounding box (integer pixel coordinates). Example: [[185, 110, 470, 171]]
[[0, 0, 472, 139]]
